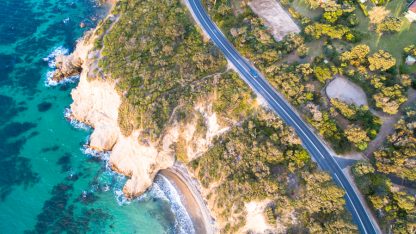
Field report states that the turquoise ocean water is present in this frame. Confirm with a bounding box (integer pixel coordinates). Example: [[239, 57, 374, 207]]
[[0, 0, 193, 233]]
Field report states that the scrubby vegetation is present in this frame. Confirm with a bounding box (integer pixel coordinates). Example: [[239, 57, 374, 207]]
[[93, 1, 361, 231], [93, 0, 415, 232], [191, 109, 357, 233], [98, 0, 228, 139], [201, 0, 414, 155], [201, 1, 415, 231], [374, 104, 416, 182], [352, 160, 415, 233], [351, 105, 415, 232], [202, 0, 355, 152], [330, 98, 381, 140]]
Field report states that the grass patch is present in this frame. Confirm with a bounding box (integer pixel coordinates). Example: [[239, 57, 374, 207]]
[[355, 0, 416, 65], [290, 0, 322, 19]]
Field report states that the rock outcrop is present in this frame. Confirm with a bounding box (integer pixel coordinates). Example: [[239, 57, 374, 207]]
[[51, 32, 93, 82], [63, 35, 175, 197], [55, 32, 229, 198], [53, 54, 83, 81]]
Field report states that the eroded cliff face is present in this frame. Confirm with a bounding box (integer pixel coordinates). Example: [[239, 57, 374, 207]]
[[54, 34, 231, 198]]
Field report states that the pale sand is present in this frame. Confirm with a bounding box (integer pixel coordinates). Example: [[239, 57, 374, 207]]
[[242, 200, 273, 233], [248, 0, 300, 41], [326, 76, 368, 106], [160, 167, 215, 234]]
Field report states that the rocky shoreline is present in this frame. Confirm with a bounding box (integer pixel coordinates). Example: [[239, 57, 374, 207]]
[[50, 1, 219, 231], [56, 32, 176, 198]]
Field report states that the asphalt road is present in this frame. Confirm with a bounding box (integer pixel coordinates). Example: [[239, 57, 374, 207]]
[[186, 0, 379, 233]]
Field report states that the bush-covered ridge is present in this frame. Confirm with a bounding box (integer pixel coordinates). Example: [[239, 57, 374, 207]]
[[92, 0, 359, 232], [98, 0, 227, 139], [191, 109, 357, 233]]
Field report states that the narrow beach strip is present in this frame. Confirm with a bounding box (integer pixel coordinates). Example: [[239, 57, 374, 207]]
[[159, 166, 215, 234]]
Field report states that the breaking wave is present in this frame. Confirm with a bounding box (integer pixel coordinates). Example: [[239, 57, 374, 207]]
[[148, 175, 196, 234], [43, 46, 69, 67], [64, 108, 91, 131], [43, 46, 79, 86]]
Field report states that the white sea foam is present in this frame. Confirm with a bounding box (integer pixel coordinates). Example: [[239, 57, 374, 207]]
[[64, 108, 91, 130], [150, 175, 196, 234], [43, 46, 80, 86], [66, 98, 194, 232], [45, 74, 79, 87], [43, 46, 69, 68], [81, 146, 110, 161], [115, 189, 131, 206]]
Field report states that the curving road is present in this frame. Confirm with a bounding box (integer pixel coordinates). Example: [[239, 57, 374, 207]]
[[185, 0, 379, 233]]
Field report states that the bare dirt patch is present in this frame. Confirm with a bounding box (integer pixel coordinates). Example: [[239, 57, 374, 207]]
[[242, 200, 273, 233], [248, 0, 300, 41], [365, 88, 416, 156], [326, 76, 368, 106]]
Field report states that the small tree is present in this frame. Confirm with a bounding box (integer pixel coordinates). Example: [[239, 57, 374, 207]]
[[368, 50, 396, 71], [376, 16, 402, 34], [296, 44, 309, 58], [345, 125, 370, 150], [314, 66, 332, 83], [341, 44, 370, 67]]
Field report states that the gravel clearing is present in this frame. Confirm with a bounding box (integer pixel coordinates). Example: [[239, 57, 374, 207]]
[[326, 76, 368, 106], [248, 0, 300, 41]]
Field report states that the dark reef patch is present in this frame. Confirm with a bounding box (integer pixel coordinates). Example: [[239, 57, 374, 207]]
[[56, 153, 71, 172], [0, 0, 41, 45], [66, 173, 80, 182], [41, 145, 60, 153], [0, 121, 39, 200], [59, 84, 72, 91], [30, 183, 75, 233], [37, 102, 52, 112], [0, 95, 21, 123], [77, 191, 99, 204], [56, 153, 71, 173], [0, 54, 16, 85], [1, 122, 36, 138], [28, 182, 112, 233]]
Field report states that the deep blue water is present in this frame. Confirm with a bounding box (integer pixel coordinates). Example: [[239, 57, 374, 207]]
[[0, 0, 192, 233]]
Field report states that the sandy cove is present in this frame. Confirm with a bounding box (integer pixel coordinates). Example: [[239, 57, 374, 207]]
[[160, 165, 216, 234]]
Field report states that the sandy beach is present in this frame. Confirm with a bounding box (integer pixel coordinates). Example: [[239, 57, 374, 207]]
[[160, 166, 215, 234]]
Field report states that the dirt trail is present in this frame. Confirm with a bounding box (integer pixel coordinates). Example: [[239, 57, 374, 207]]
[[365, 88, 416, 156]]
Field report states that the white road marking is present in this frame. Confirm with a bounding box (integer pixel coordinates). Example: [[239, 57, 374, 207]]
[[190, 1, 376, 233]]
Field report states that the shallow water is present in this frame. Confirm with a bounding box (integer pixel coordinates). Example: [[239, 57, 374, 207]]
[[0, 0, 192, 233]]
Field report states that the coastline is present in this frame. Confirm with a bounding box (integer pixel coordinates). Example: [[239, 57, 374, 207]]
[[53, 0, 217, 232], [160, 165, 216, 234]]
